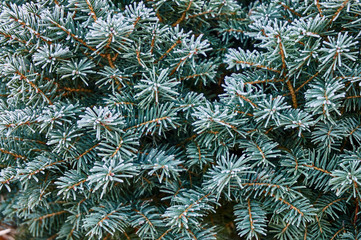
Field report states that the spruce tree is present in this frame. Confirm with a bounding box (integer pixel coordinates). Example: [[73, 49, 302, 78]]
[[0, 0, 360, 239]]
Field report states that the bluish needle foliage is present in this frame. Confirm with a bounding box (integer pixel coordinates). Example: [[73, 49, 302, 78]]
[[0, 0, 360, 239]]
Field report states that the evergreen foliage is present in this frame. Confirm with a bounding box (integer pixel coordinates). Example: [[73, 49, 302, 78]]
[[0, 0, 360, 239]]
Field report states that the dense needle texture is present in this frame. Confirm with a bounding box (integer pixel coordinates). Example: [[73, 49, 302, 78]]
[[0, 0, 361, 239]]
